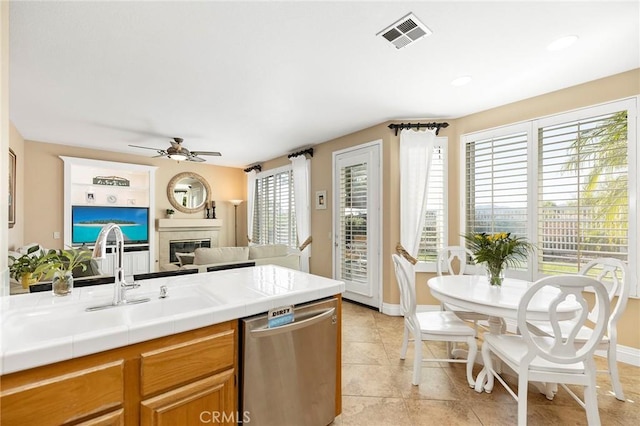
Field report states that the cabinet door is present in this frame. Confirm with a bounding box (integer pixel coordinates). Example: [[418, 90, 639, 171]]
[[76, 409, 124, 426], [140, 369, 236, 426]]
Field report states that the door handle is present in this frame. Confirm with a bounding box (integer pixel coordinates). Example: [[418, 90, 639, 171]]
[[249, 307, 336, 337]]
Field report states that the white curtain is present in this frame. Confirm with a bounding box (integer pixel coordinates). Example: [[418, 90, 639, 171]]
[[400, 128, 436, 258], [290, 155, 311, 272], [246, 169, 257, 245]]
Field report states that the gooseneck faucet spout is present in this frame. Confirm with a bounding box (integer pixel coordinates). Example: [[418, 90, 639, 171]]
[[87, 223, 149, 311]]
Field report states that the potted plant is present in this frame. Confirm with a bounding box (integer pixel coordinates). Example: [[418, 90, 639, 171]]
[[8, 246, 61, 289], [166, 208, 175, 219], [462, 232, 534, 286], [50, 248, 94, 296]]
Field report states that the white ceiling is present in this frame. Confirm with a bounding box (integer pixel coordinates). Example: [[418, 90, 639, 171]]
[[9, 1, 639, 168]]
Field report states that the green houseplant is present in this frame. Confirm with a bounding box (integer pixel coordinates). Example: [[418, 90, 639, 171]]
[[51, 248, 94, 296], [166, 208, 175, 218], [463, 232, 534, 286], [8, 246, 61, 289]]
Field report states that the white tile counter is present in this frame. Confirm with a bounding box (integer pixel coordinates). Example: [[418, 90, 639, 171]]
[[0, 265, 345, 375]]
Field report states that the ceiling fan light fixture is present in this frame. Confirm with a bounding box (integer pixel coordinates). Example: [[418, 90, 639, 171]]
[[169, 154, 187, 162]]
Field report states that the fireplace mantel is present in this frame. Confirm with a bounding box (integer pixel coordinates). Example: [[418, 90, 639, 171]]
[[156, 219, 223, 231]]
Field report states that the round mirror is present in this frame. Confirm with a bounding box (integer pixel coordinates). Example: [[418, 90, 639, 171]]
[[167, 172, 211, 214]]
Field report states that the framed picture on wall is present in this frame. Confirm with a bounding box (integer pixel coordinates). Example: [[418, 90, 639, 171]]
[[9, 148, 15, 228]]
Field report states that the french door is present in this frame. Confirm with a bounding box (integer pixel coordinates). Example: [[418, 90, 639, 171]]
[[333, 142, 381, 309]]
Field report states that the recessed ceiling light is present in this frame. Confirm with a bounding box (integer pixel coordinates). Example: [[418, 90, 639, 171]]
[[451, 76, 472, 87], [547, 35, 578, 51]]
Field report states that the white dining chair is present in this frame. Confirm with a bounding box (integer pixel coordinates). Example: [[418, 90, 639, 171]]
[[480, 274, 610, 426], [392, 254, 477, 387], [528, 258, 629, 401], [436, 246, 504, 335]]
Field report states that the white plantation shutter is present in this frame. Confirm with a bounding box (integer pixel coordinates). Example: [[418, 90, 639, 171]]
[[465, 128, 529, 245], [463, 98, 637, 296], [252, 167, 297, 247], [417, 139, 447, 263], [339, 162, 368, 282], [538, 110, 629, 275]]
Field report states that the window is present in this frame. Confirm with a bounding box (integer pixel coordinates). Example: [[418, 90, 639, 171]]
[[417, 138, 448, 266], [252, 166, 297, 247], [463, 98, 637, 295], [464, 126, 530, 274]]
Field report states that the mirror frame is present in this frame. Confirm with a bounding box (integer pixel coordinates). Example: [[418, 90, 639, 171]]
[[167, 172, 211, 214]]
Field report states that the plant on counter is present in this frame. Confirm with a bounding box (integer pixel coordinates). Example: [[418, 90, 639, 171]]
[[8, 246, 61, 289], [50, 248, 94, 296], [462, 232, 534, 286]]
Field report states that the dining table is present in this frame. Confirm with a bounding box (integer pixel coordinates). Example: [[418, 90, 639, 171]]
[[427, 274, 580, 394]]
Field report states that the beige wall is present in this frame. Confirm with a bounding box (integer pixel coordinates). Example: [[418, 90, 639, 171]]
[[1, 0, 9, 296], [7, 123, 25, 251], [21, 140, 246, 270]]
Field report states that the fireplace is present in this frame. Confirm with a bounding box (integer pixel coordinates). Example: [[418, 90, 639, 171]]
[[169, 239, 211, 263], [156, 218, 222, 269]]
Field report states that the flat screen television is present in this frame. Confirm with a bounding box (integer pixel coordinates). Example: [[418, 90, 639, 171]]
[[72, 206, 149, 245]]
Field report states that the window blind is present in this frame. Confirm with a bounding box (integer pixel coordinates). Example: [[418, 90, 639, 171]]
[[538, 111, 628, 275], [418, 142, 446, 262], [465, 131, 529, 267], [252, 169, 297, 247], [339, 162, 368, 282]]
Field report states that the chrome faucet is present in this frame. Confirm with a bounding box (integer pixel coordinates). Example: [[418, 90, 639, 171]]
[[86, 223, 149, 311]]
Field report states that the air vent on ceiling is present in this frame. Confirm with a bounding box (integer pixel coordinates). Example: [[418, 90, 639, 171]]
[[377, 13, 432, 50]]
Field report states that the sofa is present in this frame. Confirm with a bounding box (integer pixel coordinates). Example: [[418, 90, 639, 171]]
[[162, 244, 300, 272]]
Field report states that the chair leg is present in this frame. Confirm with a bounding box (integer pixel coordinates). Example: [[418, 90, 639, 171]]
[[465, 336, 478, 388], [584, 365, 602, 425], [412, 336, 422, 386], [607, 343, 625, 401], [400, 326, 409, 360], [517, 372, 529, 426], [480, 342, 494, 393]]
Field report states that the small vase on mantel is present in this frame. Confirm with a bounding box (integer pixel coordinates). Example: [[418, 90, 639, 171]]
[[485, 263, 505, 287]]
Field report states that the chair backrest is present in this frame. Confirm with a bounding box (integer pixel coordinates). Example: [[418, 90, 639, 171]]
[[392, 254, 419, 333], [436, 246, 475, 276], [518, 275, 610, 365], [579, 258, 629, 334]]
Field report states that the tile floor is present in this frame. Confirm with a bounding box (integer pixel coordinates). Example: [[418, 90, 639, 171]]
[[333, 300, 639, 425]]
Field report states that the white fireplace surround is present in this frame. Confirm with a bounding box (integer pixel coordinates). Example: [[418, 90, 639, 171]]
[[157, 219, 223, 267]]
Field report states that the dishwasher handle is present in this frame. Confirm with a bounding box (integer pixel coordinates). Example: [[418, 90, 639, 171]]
[[249, 307, 336, 337]]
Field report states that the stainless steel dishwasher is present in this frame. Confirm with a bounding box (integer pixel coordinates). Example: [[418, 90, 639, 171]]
[[241, 298, 338, 426]]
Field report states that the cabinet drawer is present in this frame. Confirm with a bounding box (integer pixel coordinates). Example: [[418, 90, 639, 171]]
[[0, 361, 124, 426], [140, 329, 235, 396]]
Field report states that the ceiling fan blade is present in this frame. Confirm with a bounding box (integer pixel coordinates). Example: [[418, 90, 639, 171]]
[[191, 151, 222, 156], [187, 155, 207, 163], [152, 153, 168, 158], [129, 144, 164, 151]]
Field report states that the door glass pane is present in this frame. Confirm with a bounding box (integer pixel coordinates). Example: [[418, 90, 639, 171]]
[[339, 162, 368, 283]]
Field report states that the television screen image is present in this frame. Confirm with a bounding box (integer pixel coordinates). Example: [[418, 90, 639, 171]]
[[72, 206, 149, 245]]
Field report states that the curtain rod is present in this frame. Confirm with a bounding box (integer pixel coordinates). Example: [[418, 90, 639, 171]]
[[388, 122, 449, 136], [243, 164, 262, 173], [287, 147, 314, 159]]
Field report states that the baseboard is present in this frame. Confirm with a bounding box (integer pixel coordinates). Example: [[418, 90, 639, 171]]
[[382, 303, 640, 367]]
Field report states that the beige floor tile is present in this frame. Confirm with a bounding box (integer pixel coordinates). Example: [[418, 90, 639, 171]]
[[341, 364, 406, 398], [338, 396, 411, 426], [342, 324, 382, 343], [405, 399, 483, 425], [342, 341, 390, 365]]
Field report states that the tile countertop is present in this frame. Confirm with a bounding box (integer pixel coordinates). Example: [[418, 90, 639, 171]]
[[0, 265, 345, 375]]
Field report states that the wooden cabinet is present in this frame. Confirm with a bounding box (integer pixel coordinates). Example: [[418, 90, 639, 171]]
[[0, 322, 237, 426]]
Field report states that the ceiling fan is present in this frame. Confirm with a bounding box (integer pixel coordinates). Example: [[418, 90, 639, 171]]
[[129, 137, 221, 162]]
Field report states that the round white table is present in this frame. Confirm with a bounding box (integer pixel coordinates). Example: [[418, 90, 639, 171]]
[[427, 274, 580, 394], [428, 275, 578, 334]]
